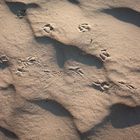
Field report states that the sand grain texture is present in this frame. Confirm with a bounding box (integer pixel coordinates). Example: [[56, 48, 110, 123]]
[[0, 0, 140, 140]]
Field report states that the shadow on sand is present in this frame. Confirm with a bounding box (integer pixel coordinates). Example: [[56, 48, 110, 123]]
[[82, 103, 140, 139], [35, 36, 103, 69], [101, 7, 140, 27]]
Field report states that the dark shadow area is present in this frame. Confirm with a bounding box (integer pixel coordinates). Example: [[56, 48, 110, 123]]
[[67, 0, 80, 4], [5, 1, 26, 15], [35, 36, 103, 69], [0, 84, 16, 92], [81, 103, 140, 139], [29, 99, 84, 139], [0, 62, 9, 69], [30, 99, 71, 117], [0, 126, 19, 139], [101, 7, 140, 27], [0, 56, 10, 69], [29, 98, 84, 139], [27, 3, 40, 9], [110, 104, 140, 128], [5, 1, 39, 18]]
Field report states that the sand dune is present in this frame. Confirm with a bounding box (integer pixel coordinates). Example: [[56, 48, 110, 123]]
[[0, 0, 140, 139]]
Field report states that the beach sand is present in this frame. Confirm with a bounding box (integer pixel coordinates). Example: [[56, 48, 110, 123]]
[[0, 0, 140, 139]]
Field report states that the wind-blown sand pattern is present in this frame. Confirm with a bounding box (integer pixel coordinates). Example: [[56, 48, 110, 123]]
[[0, 0, 140, 140]]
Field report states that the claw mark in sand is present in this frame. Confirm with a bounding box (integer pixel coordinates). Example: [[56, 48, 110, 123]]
[[43, 24, 54, 33], [100, 49, 110, 61], [68, 66, 84, 77], [0, 54, 10, 69], [78, 23, 91, 32], [89, 81, 110, 92], [118, 81, 136, 90]]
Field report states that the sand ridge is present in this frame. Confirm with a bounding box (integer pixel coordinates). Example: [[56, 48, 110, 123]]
[[0, 0, 140, 140]]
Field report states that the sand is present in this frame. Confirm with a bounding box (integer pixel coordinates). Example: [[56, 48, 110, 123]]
[[0, 0, 140, 140]]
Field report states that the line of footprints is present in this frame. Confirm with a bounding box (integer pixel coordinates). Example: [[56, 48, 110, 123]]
[[42, 23, 110, 62]]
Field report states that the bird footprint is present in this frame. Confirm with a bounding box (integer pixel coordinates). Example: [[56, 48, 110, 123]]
[[100, 49, 110, 61], [78, 23, 91, 32]]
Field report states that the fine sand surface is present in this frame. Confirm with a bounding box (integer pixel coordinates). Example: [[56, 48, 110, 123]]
[[0, 0, 140, 140]]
